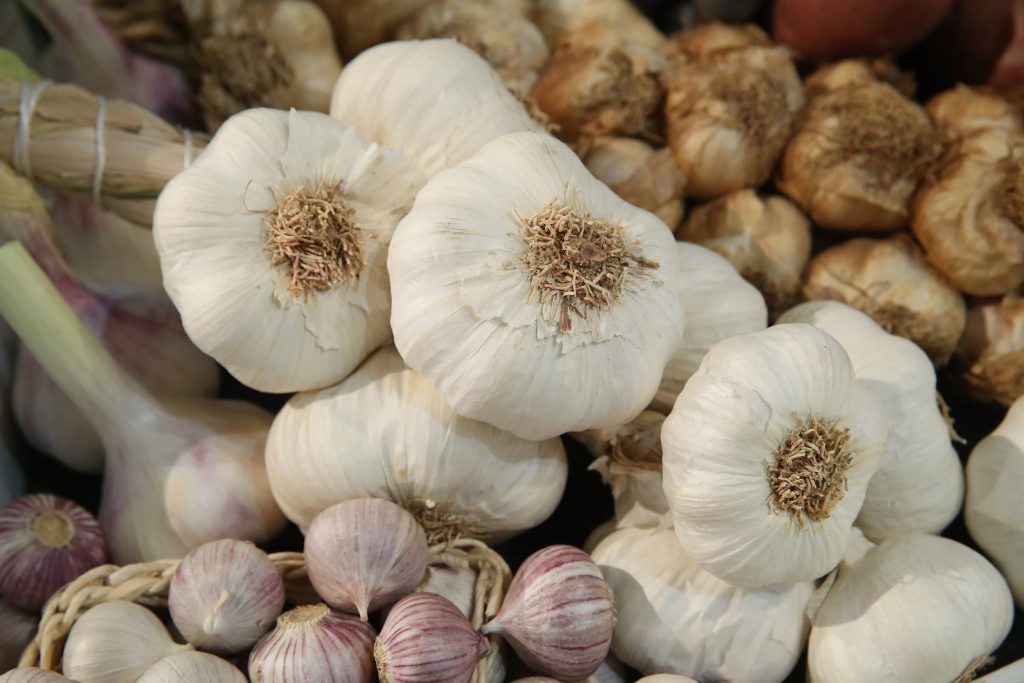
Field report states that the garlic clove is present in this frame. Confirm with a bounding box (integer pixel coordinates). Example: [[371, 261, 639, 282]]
[[248, 604, 376, 683], [375, 592, 488, 683], [583, 138, 686, 231], [0, 493, 108, 612], [63, 601, 192, 683], [0, 599, 38, 672], [305, 498, 429, 619], [137, 651, 247, 683], [413, 564, 478, 619], [0, 670, 73, 682], [956, 294, 1024, 406], [169, 539, 285, 654], [482, 545, 614, 681]]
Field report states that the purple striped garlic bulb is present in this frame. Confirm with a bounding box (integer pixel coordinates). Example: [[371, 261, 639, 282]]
[[482, 545, 614, 680], [375, 592, 488, 683]]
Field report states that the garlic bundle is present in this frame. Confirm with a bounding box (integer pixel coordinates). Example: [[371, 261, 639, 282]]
[[396, 0, 549, 94], [0, 242, 285, 562], [154, 108, 424, 393], [926, 85, 1023, 138], [956, 294, 1024, 406], [778, 302, 963, 540], [330, 40, 541, 179], [663, 23, 804, 199], [676, 190, 811, 315], [0, 671, 72, 683], [965, 395, 1024, 606], [808, 534, 1014, 683], [0, 599, 37, 672], [662, 324, 888, 586], [778, 76, 940, 232], [137, 652, 247, 683], [389, 131, 684, 439], [592, 527, 813, 682], [583, 138, 686, 231], [803, 235, 967, 364], [912, 129, 1024, 296], [63, 601, 193, 683], [266, 346, 566, 539], [653, 242, 767, 412]]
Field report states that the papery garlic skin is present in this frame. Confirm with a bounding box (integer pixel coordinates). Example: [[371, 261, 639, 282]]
[[927, 85, 1023, 138], [778, 302, 963, 540], [414, 564, 477, 618], [808, 534, 1013, 683], [154, 108, 424, 393], [956, 294, 1024, 406], [331, 40, 541, 179], [63, 601, 192, 683], [583, 138, 686, 231], [266, 346, 566, 539], [662, 324, 888, 587], [0, 599, 37, 672], [137, 651, 247, 683], [637, 677, 699, 683], [0, 671, 73, 683], [592, 527, 813, 683], [966, 395, 1024, 606], [389, 131, 685, 440]]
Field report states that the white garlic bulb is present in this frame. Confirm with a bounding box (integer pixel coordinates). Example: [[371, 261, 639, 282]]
[[266, 346, 567, 539], [0, 671, 73, 683], [63, 601, 192, 683], [652, 242, 767, 413], [662, 324, 888, 586], [808, 534, 1013, 683], [966, 395, 1024, 606], [330, 39, 541, 179], [778, 301, 963, 540], [137, 651, 247, 683], [389, 131, 685, 440], [153, 108, 425, 393], [592, 527, 813, 682]]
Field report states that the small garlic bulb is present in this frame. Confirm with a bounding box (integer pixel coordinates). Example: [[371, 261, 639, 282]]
[[778, 78, 940, 232], [802, 235, 966, 364], [154, 108, 424, 393], [483, 545, 614, 680], [168, 539, 285, 654], [305, 499, 428, 619], [137, 652, 246, 683], [592, 527, 813, 682], [330, 39, 541, 179], [956, 294, 1024, 406], [583, 138, 686, 231], [375, 592, 487, 683], [266, 346, 567, 539], [676, 190, 811, 315], [0, 493, 107, 612], [808, 534, 1013, 683], [0, 671, 73, 682], [662, 324, 888, 586], [0, 599, 37, 672], [926, 85, 1023, 138], [389, 131, 685, 440], [653, 242, 767, 412], [663, 23, 804, 199], [63, 601, 192, 683], [248, 604, 376, 683], [965, 395, 1024, 606]]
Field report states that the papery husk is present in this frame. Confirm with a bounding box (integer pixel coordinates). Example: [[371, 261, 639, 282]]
[[532, 0, 665, 49], [312, 0, 432, 58], [927, 85, 1024, 138], [583, 137, 686, 230], [92, 0, 192, 65], [803, 235, 966, 364], [956, 294, 1024, 406], [803, 58, 916, 101]]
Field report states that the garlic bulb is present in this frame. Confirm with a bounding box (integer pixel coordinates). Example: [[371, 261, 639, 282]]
[[652, 242, 767, 412], [330, 40, 541, 179], [778, 301, 963, 540], [154, 108, 424, 393], [637, 677, 699, 683], [389, 131, 685, 440], [912, 129, 1024, 296], [676, 190, 811, 315], [956, 294, 1024, 406], [0, 493, 108, 612], [808, 534, 1014, 683], [662, 324, 888, 586], [778, 79, 940, 232], [266, 346, 567, 539], [926, 85, 1023, 138], [137, 652, 246, 683], [313, 0, 431, 58], [532, 0, 664, 48], [592, 527, 813, 682], [248, 604, 376, 683], [803, 235, 967, 364], [63, 601, 193, 683], [169, 539, 285, 653], [663, 23, 804, 199], [0, 671, 73, 683], [802, 59, 915, 102], [0, 599, 37, 672], [965, 395, 1024, 606], [583, 138, 686, 231], [305, 499, 428, 619]]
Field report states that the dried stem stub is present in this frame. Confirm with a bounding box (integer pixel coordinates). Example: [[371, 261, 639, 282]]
[[519, 202, 657, 333], [278, 603, 329, 627], [767, 416, 853, 526], [30, 510, 75, 548], [264, 185, 364, 299]]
